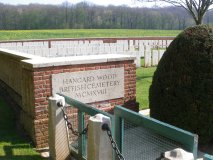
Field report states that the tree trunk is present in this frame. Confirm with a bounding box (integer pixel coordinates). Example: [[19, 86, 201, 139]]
[[194, 16, 203, 25]]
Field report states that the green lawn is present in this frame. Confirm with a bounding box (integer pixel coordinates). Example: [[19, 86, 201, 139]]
[[136, 59, 156, 110], [0, 96, 46, 160], [0, 29, 180, 41]]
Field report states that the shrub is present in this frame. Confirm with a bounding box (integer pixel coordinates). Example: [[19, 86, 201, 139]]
[[149, 25, 213, 144]]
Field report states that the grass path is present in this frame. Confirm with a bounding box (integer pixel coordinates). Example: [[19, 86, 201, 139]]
[[0, 96, 45, 160]]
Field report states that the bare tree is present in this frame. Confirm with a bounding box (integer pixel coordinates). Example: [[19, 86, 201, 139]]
[[135, 0, 213, 25]]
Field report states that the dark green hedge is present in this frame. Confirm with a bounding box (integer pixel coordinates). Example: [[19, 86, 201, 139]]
[[149, 25, 213, 144]]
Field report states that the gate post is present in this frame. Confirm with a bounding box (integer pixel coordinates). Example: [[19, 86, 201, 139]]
[[48, 94, 70, 160], [87, 114, 112, 160]]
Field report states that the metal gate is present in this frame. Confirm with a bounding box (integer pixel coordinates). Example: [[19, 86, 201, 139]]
[[48, 94, 198, 160]]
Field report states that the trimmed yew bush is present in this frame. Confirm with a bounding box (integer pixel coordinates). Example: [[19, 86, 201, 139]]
[[149, 25, 213, 144]]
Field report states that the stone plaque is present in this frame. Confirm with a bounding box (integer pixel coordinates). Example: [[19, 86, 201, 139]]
[[52, 68, 124, 103]]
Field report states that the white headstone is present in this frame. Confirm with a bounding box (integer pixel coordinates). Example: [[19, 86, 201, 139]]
[[152, 50, 158, 66], [139, 45, 145, 57], [144, 50, 152, 67], [159, 50, 165, 61]]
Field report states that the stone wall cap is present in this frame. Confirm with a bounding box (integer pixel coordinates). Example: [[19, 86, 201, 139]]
[[0, 48, 44, 60], [21, 54, 136, 68]]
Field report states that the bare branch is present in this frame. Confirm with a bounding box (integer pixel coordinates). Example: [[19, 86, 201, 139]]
[[134, 0, 213, 24]]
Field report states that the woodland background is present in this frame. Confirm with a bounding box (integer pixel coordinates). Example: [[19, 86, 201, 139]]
[[0, 2, 213, 30]]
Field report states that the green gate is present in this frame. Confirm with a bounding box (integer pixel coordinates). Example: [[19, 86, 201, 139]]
[[50, 94, 198, 160]]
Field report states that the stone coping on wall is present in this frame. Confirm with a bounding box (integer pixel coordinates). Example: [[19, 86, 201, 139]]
[[0, 48, 44, 60], [22, 54, 136, 69]]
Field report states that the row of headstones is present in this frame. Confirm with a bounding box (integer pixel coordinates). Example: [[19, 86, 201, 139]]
[[0, 41, 48, 49], [0, 40, 169, 67], [9, 44, 166, 67], [0, 39, 171, 53], [49, 39, 171, 47], [11, 46, 165, 68], [144, 49, 166, 67], [16, 45, 145, 57]]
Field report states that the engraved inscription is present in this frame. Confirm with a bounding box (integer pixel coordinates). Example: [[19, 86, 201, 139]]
[[52, 68, 124, 103]]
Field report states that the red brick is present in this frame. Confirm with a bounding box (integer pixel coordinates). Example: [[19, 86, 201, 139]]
[[52, 69, 63, 74], [35, 93, 43, 98], [45, 71, 51, 75], [34, 85, 43, 89], [100, 66, 110, 69], [95, 66, 101, 69], [33, 72, 44, 76], [35, 97, 46, 103], [85, 67, 95, 70], [34, 76, 42, 81], [34, 80, 45, 85], [43, 75, 50, 80]]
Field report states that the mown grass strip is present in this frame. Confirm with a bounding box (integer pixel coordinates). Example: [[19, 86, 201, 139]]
[[0, 96, 45, 160], [0, 29, 180, 41], [136, 59, 156, 110]]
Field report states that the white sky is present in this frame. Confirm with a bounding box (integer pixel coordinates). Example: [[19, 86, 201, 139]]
[[0, 0, 164, 7]]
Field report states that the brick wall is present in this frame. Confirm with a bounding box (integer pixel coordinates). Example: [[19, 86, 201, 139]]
[[0, 48, 137, 149], [30, 60, 137, 148]]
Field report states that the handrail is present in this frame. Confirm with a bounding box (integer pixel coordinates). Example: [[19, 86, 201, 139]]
[[58, 93, 113, 118], [204, 154, 213, 160], [114, 105, 198, 159]]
